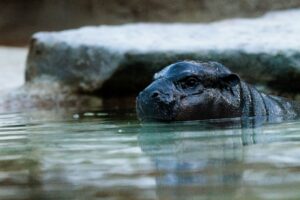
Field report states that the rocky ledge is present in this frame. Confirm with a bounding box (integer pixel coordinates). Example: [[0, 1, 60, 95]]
[[26, 9, 300, 96]]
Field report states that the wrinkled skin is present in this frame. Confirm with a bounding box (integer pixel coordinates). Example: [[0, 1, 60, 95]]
[[136, 61, 300, 122]]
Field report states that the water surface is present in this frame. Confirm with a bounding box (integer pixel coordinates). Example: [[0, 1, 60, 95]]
[[1, 108, 300, 200]]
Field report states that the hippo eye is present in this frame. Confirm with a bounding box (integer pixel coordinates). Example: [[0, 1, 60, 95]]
[[180, 76, 199, 89]]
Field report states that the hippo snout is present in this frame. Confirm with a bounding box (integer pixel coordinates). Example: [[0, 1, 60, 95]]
[[136, 80, 179, 121]]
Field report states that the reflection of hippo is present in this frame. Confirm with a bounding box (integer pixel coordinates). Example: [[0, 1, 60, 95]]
[[136, 61, 300, 121], [138, 123, 247, 199]]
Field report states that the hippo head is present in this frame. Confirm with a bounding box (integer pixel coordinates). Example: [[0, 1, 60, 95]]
[[136, 61, 242, 121]]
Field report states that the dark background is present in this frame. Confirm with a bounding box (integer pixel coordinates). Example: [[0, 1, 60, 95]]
[[1, 0, 300, 46]]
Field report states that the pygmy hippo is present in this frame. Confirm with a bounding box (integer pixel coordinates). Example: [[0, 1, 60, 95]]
[[136, 61, 300, 121]]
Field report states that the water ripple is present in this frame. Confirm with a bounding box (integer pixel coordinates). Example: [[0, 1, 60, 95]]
[[1, 111, 300, 199]]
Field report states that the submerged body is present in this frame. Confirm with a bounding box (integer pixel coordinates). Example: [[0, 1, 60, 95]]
[[136, 61, 300, 121]]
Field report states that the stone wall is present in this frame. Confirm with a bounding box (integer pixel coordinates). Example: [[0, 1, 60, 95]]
[[1, 0, 300, 45]]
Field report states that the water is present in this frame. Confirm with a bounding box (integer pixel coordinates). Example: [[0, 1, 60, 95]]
[[1, 107, 300, 200]]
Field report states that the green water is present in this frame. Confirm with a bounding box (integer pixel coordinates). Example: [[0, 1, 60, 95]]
[[1, 107, 300, 200]]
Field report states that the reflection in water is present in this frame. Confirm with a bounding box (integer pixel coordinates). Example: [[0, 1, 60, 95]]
[[138, 117, 300, 199], [138, 120, 244, 199], [1, 110, 300, 200]]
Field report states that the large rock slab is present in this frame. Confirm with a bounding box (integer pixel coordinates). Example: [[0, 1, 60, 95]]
[[26, 9, 300, 95], [3, 0, 300, 45]]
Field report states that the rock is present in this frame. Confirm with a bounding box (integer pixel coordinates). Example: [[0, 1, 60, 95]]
[[3, 0, 300, 45], [0, 84, 102, 113], [26, 9, 300, 95]]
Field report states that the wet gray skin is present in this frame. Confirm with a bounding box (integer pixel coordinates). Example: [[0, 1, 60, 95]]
[[136, 61, 300, 122]]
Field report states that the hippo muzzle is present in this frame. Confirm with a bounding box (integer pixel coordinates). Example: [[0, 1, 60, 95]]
[[136, 78, 181, 121]]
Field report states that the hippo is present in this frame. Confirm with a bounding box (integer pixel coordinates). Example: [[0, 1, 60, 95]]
[[136, 61, 300, 122]]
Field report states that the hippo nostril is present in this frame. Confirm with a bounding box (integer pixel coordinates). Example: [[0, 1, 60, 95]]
[[151, 91, 160, 98]]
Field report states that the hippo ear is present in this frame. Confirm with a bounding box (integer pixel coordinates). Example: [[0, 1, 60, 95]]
[[219, 73, 240, 87]]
